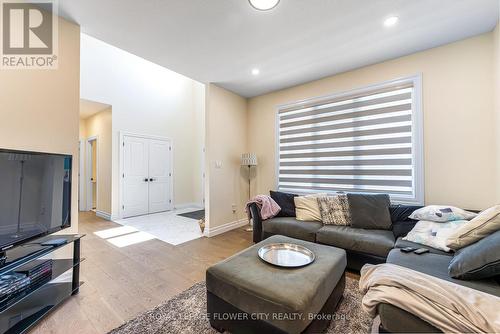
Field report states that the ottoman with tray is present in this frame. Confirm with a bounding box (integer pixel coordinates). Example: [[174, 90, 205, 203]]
[[206, 235, 347, 334]]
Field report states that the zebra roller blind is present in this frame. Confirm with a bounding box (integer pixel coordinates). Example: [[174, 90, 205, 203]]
[[277, 77, 423, 204]]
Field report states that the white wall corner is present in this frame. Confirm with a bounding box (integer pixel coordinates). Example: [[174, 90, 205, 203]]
[[204, 218, 248, 238]]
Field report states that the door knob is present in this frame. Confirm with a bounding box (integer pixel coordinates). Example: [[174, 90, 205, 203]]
[[149, 178, 154, 182], [144, 178, 149, 182]]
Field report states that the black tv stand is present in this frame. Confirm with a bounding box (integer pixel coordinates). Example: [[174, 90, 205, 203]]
[[0, 234, 84, 334]]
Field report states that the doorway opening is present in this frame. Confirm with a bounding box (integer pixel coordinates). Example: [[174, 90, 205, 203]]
[[79, 99, 112, 220]]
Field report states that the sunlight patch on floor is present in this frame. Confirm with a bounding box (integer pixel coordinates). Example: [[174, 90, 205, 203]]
[[106, 231, 156, 248], [113, 207, 204, 246], [93, 226, 138, 239], [93, 225, 156, 248]]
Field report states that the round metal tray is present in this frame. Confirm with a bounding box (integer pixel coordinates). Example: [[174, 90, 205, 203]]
[[258, 243, 315, 268]]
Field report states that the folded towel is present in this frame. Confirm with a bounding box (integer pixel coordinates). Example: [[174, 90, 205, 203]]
[[245, 195, 281, 220]]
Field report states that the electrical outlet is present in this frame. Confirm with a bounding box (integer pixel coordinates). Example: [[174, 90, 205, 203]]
[[231, 204, 237, 213]]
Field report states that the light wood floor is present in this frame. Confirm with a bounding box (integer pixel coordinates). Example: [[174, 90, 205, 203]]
[[30, 212, 360, 334], [30, 212, 254, 334]]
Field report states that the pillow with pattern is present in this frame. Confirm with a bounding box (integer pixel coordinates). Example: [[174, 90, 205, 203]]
[[317, 194, 351, 226], [409, 205, 477, 223], [403, 220, 469, 252]]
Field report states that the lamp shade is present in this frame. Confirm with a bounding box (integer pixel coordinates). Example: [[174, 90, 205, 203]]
[[241, 153, 258, 166]]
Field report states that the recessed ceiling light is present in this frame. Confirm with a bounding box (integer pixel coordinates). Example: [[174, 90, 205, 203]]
[[251, 68, 260, 75], [249, 0, 280, 11], [384, 16, 399, 27]]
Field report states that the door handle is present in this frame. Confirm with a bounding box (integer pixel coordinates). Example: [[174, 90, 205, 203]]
[[144, 178, 149, 182], [149, 178, 154, 182]]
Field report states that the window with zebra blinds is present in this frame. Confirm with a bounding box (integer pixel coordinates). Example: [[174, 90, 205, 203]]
[[277, 76, 423, 205]]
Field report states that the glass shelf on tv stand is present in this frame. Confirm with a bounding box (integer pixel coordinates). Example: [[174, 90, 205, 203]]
[[0, 234, 84, 276], [0, 234, 84, 334]]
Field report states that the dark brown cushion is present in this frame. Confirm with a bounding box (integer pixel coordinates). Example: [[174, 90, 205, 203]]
[[270, 191, 297, 217], [347, 193, 392, 230]]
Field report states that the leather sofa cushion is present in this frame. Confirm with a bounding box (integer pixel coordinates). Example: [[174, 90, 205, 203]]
[[263, 217, 323, 242], [316, 225, 395, 257], [386, 249, 500, 296], [206, 235, 346, 334], [378, 303, 441, 333], [394, 237, 452, 256], [448, 230, 500, 280]]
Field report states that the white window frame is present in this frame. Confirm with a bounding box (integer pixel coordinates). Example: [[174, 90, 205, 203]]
[[275, 74, 424, 205]]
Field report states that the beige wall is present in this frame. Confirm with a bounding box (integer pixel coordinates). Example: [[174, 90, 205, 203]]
[[205, 84, 248, 231], [494, 20, 500, 202], [0, 18, 80, 233], [248, 33, 496, 210], [79, 108, 113, 214], [79, 121, 87, 139], [193, 84, 206, 206], [78, 116, 86, 210]]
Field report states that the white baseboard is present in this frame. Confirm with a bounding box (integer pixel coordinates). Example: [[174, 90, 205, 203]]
[[95, 210, 112, 221], [204, 218, 248, 237], [174, 202, 204, 210]]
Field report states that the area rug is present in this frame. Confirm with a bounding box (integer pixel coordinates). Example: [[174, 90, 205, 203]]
[[177, 209, 205, 220], [109, 277, 372, 334]]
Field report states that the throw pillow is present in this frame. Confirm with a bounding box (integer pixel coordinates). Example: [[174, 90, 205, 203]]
[[317, 194, 351, 226], [347, 193, 392, 230], [408, 205, 477, 223], [448, 230, 500, 280], [403, 220, 469, 252], [294, 194, 324, 221], [269, 191, 297, 217], [446, 205, 500, 250]]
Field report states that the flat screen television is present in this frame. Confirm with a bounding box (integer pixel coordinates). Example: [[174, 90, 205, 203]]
[[0, 149, 72, 252]]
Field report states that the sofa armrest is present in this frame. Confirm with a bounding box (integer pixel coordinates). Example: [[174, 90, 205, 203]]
[[392, 220, 418, 239], [389, 204, 421, 239], [389, 204, 422, 222], [249, 203, 263, 243]]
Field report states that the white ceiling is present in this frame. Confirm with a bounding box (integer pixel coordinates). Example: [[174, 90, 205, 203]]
[[60, 0, 499, 97], [80, 99, 111, 119]]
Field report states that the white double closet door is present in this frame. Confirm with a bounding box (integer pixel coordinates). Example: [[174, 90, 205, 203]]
[[122, 135, 172, 218]]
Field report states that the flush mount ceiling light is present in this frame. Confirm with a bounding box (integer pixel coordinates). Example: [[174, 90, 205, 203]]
[[249, 0, 280, 11], [384, 16, 399, 27], [251, 68, 260, 75]]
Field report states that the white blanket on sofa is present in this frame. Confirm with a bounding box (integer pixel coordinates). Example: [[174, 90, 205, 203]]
[[359, 263, 500, 333]]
